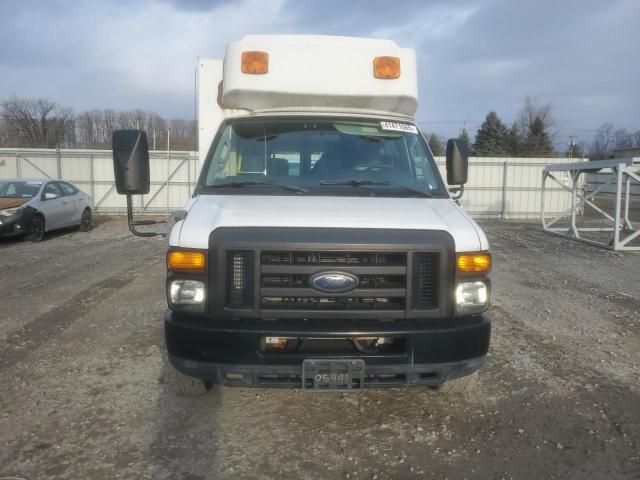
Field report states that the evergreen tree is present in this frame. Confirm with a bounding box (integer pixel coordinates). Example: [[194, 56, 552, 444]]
[[426, 133, 444, 156], [458, 128, 472, 154], [524, 116, 554, 157], [473, 112, 509, 156], [506, 122, 523, 156]]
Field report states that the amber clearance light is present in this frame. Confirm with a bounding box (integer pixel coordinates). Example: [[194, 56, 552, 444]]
[[167, 251, 206, 271], [241, 51, 269, 74], [374, 56, 401, 79], [457, 253, 491, 275]]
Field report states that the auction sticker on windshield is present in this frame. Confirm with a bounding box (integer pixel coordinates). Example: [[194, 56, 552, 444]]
[[380, 121, 418, 134]]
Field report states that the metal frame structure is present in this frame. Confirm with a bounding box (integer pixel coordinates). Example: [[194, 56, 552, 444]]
[[541, 158, 640, 251]]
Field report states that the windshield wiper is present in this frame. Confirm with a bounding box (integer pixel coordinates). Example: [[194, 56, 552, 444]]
[[206, 181, 309, 194], [320, 180, 390, 187], [320, 180, 431, 197]]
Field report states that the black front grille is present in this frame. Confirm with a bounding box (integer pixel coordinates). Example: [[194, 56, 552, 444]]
[[213, 227, 452, 320], [261, 251, 405, 266], [261, 274, 405, 289], [261, 296, 405, 310], [0, 224, 15, 235], [412, 253, 439, 309], [225, 251, 254, 308], [259, 250, 408, 312]]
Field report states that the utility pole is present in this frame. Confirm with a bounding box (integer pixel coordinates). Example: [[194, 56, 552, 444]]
[[568, 135, 577, 161]]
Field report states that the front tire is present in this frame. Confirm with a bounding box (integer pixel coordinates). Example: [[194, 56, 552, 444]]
[[27, 215, 45, 242], [79, 208, 92, 232]]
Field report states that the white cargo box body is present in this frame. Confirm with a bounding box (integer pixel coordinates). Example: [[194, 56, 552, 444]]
[[222, 35, 418, 117], [197, 35, 419, 167]]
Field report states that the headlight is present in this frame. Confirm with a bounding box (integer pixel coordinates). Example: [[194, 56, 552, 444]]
[[455, 281, 489, 313], [0, 207, 23, 217], [170, 280, 205, 304]]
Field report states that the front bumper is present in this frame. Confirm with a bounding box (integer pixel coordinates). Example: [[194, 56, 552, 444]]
[[165, 310, 491, 388], [0, 208, 34, 238], [0, 217, 23, 237]]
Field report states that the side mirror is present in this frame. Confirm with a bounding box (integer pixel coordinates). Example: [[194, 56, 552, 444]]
[[446, 139, 469, 186], [112, 130, 150, 195], [44, 192, 58, 200], [112, 129, 164, 238]]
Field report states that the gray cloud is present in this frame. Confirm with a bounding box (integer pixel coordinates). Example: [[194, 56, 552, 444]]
[[154, 0, 236, 12], [1, 0, 638, 146]]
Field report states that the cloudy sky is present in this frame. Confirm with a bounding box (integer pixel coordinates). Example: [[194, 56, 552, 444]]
[[1, 0, 638, 145]]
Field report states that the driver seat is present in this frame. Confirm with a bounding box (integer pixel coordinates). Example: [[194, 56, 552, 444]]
[[352, 141, 386, 172]]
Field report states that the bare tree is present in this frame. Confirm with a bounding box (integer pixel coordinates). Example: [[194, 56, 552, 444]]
[[518, 97, 554, 136], [102, 109, 119, 142], [2, 96, 197, 150], [589, 123, 615, 159], [169, 118, 196, 150], [614, 128, 634, 150], [1, 97, 74, 147], [76, 110, 100, 146], [146, 113, 168, 149], [0, 118, 11, 147]]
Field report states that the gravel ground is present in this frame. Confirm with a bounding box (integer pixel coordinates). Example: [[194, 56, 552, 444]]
[[1, 216, 639, 480]]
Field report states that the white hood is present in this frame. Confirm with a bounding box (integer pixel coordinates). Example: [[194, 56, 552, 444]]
[[171, 195, 488, 252]]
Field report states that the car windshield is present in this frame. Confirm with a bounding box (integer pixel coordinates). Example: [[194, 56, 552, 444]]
[[0, 181, 42, 198], [200, 118, 447, 197]]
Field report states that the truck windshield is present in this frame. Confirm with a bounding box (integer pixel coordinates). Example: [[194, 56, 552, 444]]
[[200, 118, 447, 197]]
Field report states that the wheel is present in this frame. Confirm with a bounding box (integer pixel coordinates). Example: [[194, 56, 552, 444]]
[[27, 215, 45, 242], [163, 353, 213, 396], [433, 372, 479, 396], [79, 208, 92, 232]]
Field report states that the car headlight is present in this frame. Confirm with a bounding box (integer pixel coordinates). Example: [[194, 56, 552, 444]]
[[0, 206, 23, 217], [169, 280, 205, 304], [455, 281, 489, 313]]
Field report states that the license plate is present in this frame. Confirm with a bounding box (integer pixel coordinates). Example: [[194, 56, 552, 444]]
[[302, 359, 365, 391]]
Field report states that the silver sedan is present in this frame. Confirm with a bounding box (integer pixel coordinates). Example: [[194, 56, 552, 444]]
[[0, 178, 93, 241]]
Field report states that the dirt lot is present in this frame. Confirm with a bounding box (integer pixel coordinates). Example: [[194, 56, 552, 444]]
[[1, 217, 639, 480]]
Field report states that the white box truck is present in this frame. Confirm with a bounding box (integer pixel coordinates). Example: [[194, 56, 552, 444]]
[[111, 35, 491, 394]]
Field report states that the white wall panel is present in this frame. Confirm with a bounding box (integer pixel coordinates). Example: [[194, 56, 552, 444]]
[[1, 148, 578, 218]]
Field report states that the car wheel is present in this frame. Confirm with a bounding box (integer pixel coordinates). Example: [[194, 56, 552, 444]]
[[163, 353, 213, 396], [27, 215, 46, 242], [79, 208, 92, 232]]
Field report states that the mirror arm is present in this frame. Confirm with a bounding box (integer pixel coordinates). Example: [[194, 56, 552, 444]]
[[448, 184, 464, 200], [126, 194, 166, 238]]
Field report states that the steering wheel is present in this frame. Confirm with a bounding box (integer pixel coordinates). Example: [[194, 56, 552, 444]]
[[364, 163, 395, 172]]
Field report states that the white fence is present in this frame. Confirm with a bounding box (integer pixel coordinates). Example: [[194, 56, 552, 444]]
[[435, 157, 577, 219], [0, 148, 198, 214], [0, 148, 577, 218]]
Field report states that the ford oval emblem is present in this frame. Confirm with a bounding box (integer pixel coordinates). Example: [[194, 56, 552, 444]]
[[310, 271, 359, 293]]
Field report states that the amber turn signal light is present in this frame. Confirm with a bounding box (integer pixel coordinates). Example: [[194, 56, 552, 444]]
[[457, 253, 491, 275], [373, 56, 401, 79], [241, 51, 269, 74], [167, 251, 206, 271]]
